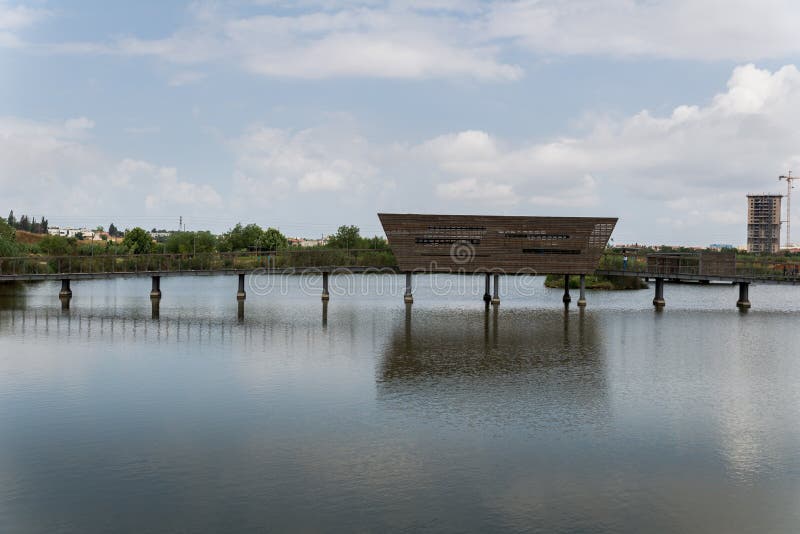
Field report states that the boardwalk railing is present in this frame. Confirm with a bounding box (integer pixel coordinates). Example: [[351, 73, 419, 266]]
[[0, 249, 396, 277], [598, 252, 800, 282]]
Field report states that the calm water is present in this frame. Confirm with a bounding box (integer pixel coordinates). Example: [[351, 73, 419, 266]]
[[1, 275, 800, 533]]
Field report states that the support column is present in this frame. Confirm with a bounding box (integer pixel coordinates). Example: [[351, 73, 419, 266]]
[[491, 273, 500, 305], [59, 278, 72, 298], [736, 282, 751, 309], [237, 273, 246, 300], [321, 272, 330, 301], [653, 277, 665, 308], [404, 272, 413, 304], [562, 275, 571, 304], [150, 275, 161, 299], [483, 273, 491, 303], [577, 274, 587, 307]]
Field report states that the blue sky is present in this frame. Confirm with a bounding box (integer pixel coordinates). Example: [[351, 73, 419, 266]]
[[3, 0, 800, 245]]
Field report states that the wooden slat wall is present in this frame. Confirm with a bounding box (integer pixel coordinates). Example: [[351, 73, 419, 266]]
[[378, 213, 617, 274]]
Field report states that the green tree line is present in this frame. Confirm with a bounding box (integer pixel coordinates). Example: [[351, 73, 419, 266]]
[[0, 220, 391, 260]]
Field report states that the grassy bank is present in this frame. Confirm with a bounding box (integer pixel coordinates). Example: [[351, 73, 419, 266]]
[[545, 274, 648, 290]]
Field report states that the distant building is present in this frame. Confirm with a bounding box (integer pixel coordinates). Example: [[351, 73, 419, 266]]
[[708, 243, 734, 251], [47, 226, 94, 240], [288, 237, 327, 247], [747, 194, 782, 253], [150, 231, 173, 240]]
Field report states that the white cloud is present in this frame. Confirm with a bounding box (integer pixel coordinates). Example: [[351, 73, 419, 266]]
[[0, 116, 221, 218], [487, 0, 800, 61], [31, 0, 800, 82], [0, 1, 48, 47], [297, 169, 346, 192], [46, 2, 521, 81], [230, 120, 377, 203], [436, 178, 517, 205], [145, 167, 222, 209], [64, 117, 95, 131]]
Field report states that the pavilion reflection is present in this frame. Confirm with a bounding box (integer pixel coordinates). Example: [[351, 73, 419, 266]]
[[377, 305, 609, 422]]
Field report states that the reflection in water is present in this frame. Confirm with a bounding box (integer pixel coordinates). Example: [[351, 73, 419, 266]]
[[379, 306, 607, 429], [0, 282, 28, 310], [151, 296, 160, 319]]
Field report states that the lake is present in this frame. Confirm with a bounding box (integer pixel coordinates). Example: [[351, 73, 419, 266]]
[[1, 274, 799, 533]]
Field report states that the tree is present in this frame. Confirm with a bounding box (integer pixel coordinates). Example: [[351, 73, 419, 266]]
[[18, 215, 30, 232], [218, 223, 264, 251], [0, 218, 15, 241], [257, 227, 288, 251], [7, 210, 15, 228], [165, 231, 217, 254], [94, 226, 104, 233], [363, 235, 387, 249], [108, 223, 120, 237], [38, 235, 73, 255], [122, 227, 154, 254], [327, 225, 360, 249], [40, 217, 48, 234], [0, 219, 18, 257]]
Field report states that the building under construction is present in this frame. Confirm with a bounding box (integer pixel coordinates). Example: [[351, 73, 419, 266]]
[[747, 194, 782, 253]]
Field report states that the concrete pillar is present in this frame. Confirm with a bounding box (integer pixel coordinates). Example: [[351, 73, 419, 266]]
[[321, 272, 330, 301], [237, 273, 246, 300], [737, 282, 751, 309], [59, 278, 72, 298], [491, 273, 500, 305], [483, 273, 491, 303], [653, 277, 665, 308], [562, 275, 571, 304], [404, 272, 413, 304], [150, 275, 161, 299], [60, 294, 71, 310], [577, 274, 587, 307]]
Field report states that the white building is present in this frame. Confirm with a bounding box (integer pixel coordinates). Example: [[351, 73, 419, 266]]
[[46, 226, 95, 240]]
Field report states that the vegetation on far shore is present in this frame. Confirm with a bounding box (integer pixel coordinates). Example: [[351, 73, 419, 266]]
[[545, 274, 649, 290], [0, 218, 396, 268]]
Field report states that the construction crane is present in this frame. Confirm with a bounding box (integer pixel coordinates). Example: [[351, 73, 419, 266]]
[[779, 172, 797, 248]]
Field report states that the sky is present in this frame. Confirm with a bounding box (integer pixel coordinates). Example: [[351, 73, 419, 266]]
[[2, 0, 800, 245]]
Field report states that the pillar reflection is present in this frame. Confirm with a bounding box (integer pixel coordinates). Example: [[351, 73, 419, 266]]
[[151, 296, 160, 320]]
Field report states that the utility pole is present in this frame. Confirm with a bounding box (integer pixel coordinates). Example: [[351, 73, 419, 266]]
[[179, 216, 183, 232], [779, 172, 796, 248]]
